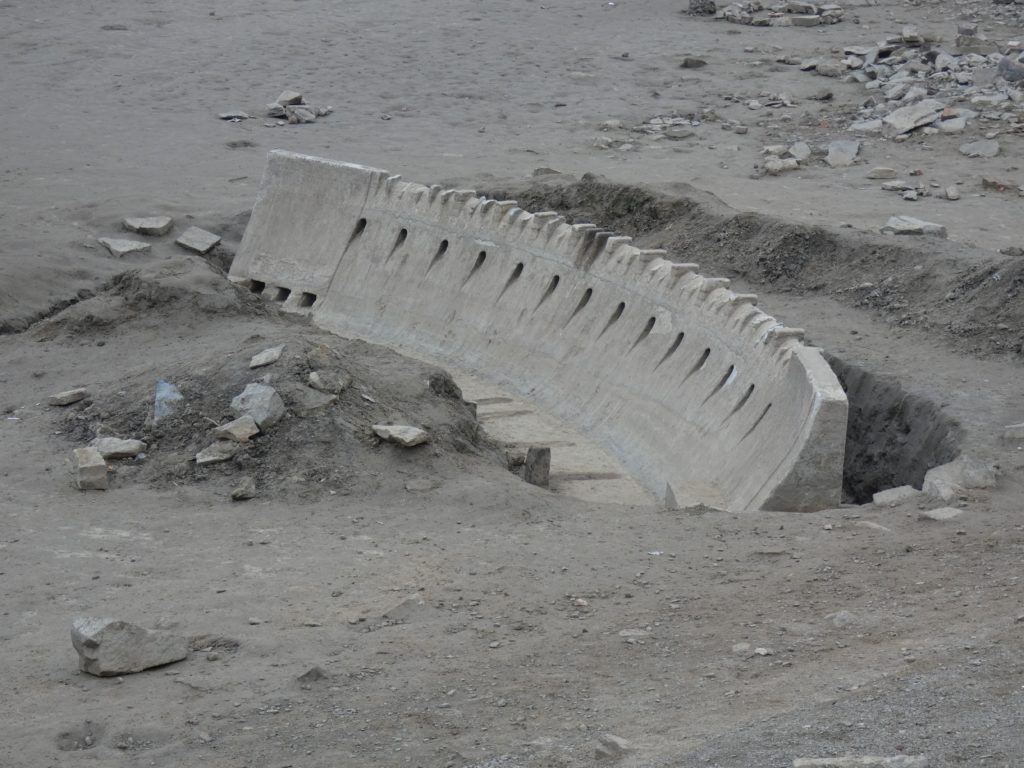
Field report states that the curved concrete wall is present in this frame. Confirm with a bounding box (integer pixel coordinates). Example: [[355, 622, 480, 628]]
[[230, 151, 848, 511]]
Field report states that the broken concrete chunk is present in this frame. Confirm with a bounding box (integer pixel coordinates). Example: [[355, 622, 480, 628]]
[[231, 475, 257, 501], [89, 437, 146, 459], [249, 345, 285, 369], [71, 617, 188, 676], [122, 216, 173, 236], [881, 99, 945, 136], [880, 216, 947, 238], [308, 370, 352, 395], [826, 139, 859, 168], [230, 383, 285, 428], [175, 226, 221, 255], [195, 440, 239, 466], [792, 757, 928, 768], [959, 139, 1000, 158], [372, 424, 430, 447], [872, 485, 921, 506], [275, 89, 304, 106], [213, 415, 260, 443], [524, 446, 551, 488], [98, 237, 151, 258], [919, 506, 963, 522], [48, 388, 89, 406], [73, 447, 108, 490]]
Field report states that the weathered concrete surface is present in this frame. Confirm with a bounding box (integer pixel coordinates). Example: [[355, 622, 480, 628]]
[[230, 151, 848, 511]]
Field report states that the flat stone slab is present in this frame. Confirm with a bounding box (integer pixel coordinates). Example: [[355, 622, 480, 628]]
[[123, 216, 173, 236], [230, 383, 285, 428], [73, 447, 108, 490], [286, 385, 338, 417], [249, 345, 285, 368], [959, 139, 1000, 158], [98, 237, 151, 257], [881, 216, 947, 238], [195, 440, 239, 465], [308, 370, 352, 395], [373, 424, 430, 447], [48, 387, 89, 406], [71, 617, 188, 676], [881, 99, 945, 136], [89, 437, 146, 459], [919, 506, 964, 521], [213, 415, 260, 443], [175, 226, 221, 255], [866, 167, 897, 179], [826, 139, 859, 168], [872, 485, 921, 506]]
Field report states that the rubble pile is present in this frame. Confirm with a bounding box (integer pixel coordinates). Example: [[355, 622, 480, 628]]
[[706, 0, 845, 26]]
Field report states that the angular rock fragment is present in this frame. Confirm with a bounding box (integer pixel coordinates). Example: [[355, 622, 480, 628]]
[[98, 238, 151, 258], [826, 139, 859, 168], [866, 167, 897, 179], [73, 447, 108, 490], [959, 139, 999, 158], [872, 485, 921, 506], [89, 437, 146, 459], [595, 734, 634, 761], [231, 475, 257, 501], [919, 507, 963, 522], [230, 383, 285, 428], [881, 99, 945, 136], [275, 89, 304, 106], [249, 345, 285, 369], [123, 216, 173, 236], [213, 415, 260, 443], [71, 617, 188, 676], [196, 441, 239, 466], [372, 424, 430, 447], [880, 216, 946, 237], [285, 385, 337, 417], [48, 388, 89, 406], [175, 226, 221, 255], [524, 446, 551, 488], [308, 370, 352, 395], [923, 458, 996, 500]]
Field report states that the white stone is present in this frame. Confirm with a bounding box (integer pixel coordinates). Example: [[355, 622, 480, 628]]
[[249, 345, 285, 368], [73, 447, 108, 490], [826, 140, 860, 168], [230, 383, 286, 428], [175, 226, 221, 255], [89, 437, 146, 459], [872, 485, 921, 506], [881, 99, 945, 136], [71, 617, 188, 676], [48, 387, 89, 406], [880, 216, 947, 237], [213, 415, 260, 442], [919, 506, 963, 521], [372, 424, 430, 447], [98, 237, 151, 257], [195, 440, 239, 465], [123, 216, 173, 236]]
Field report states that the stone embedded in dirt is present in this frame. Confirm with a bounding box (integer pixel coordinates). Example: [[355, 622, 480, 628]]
[[866, 167, 897, 179], [826, 609, 858, 627], [89, 437, 146, 459], [382, 594, 428, 623], [959, 139, 1000, 158], [175, 226, 221, 255], [881, 99, 945, 137], [689, 0, 717, 13], [217, 110, 249, 120], [826, 139, 859, 168], [789, 141, 812, 162], [285, 385, 337, 418], [944, 185, 961, 201], [231, 475, 257, 501], [153, 379, 184, 422], [679, 56, 707, 68], [71, 617, 188, 676], [981, 177, 1018, 193], [297, 665, 331, 684], [372, 424, 430, 447], [524, 446, 551, 488], [213, 414, 260, 443], [919, 506, 964, 522], [902, 190, 919, 202], [249, 345, 285, 369], [880, 216, 946, 238], [196, 440, 239, 466], [230, 383, 285, 428], [308, 369, 352, 395], [98, 237, 151, 258], [275, 89, 304, 106], [73, 447, 108, 490], [123, 216, 173, 236], [48, 387, 89, 406], [872, 485, 921, 506], [792, 757, 928, 767], [765, 157, 799, 175], [881, 180, 915, 192], [595, 734, 634, 761], [1003, 423, 1024, 440], [923, 458, 997, 501], [938, 116, 967, 134]]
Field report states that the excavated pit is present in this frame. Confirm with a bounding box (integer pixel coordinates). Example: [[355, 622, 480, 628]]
[[827, 355, 962, 504]]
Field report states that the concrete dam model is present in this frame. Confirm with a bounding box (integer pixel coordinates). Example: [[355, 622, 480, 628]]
[[230, 151, 849, 511]]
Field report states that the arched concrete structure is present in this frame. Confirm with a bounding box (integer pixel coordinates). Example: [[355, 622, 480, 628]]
[[230, 151, 848, 511]]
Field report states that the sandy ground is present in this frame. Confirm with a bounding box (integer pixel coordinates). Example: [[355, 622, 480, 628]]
[[3, 0, 1024, 766]]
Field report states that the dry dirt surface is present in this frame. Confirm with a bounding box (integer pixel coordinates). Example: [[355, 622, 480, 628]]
[[3, 1, 1024, 767]]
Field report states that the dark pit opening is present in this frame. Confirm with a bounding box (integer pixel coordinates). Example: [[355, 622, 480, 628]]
[[248, 279, 266, 295], [827, 354, 962, 504], [274, 287, 291, 302], [299, 292, 317, 308]]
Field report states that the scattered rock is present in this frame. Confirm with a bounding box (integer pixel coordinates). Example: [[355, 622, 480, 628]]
[[308, 370, 351, 395], [297, 665, 331, 684], [73, 447, 108, 490], [48, 388, 89, 406], [880, 216, 947, 237], [89, 437, 146, 459], [866, 167, 897, 179], [792, 757, 928, 768], [71, 617, 188, 676], [153, 380, 184, 422], [944, 185, 961, 201], [98, 237, 151, 258], [765, 157, 800, 175], [213, 415, 260, 443], [919, 507, 964, 522], [249, 345, 285, 369], [689, 0, 717, 13], [826, 139, 859, 168], [283, 384, 338, 417], [175, 226, 221, 255], [789, 141, 812, 162], [981, 176, 1018, 193], [231, 475, 257, 501], [872, 485, 921, 506], [123, 216, 173, 236], [997, 54, 1024, 83], [848, 119, 883, 134], [923, 457, 997, 500], [195, 440, 239, 466], [372, 424, 430, 447], [217, 110, 249, 120], [881, 99, 945, 137], [959, 139, 1000, 158], [275, 89, 304, 106], [679, 56, 707, 68], [230, 383, 286, 429], [524, 446, 551, 488], [595, 734, 634, 761]]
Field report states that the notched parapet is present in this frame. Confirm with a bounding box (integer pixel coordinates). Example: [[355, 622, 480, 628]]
[[231, 151, 848, 511]]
